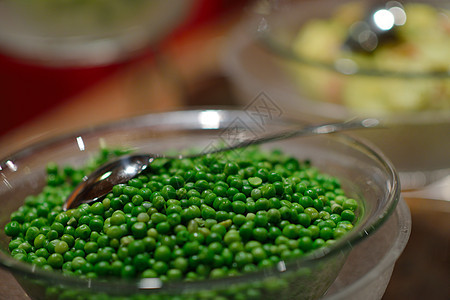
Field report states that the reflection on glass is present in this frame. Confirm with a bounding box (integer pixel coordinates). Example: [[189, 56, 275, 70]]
[[198, 110, 222, 129], [76, 136, 85, 151], [373, 9, 395, 31]]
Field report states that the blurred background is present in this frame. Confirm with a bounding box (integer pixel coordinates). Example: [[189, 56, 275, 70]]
[[0, 0, 448, 299]]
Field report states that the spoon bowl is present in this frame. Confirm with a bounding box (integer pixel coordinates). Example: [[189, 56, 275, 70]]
[[63, 118, 379, 210]]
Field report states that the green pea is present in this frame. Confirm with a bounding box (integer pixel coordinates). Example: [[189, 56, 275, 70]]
[[218, 199, 232, 212], [251, 189, 262, 200], [152, 261, 168, 276], [85, 252, 99, 265], [142, 269, 158, 278], [343, 198, 358, 211], [261, 184, 276, 198], [156, 221, 171, 235], [95, 235, 109, 248], [201, 205, 216, 220], [304, 207, 319, 221], [268, 226, 282, 241], [268, 197, 281, 209], [78, 215, 91, 226], [5, 221, 21, 237], [24, 226, 39, 242], [224, 162, 239, 175], [90, 202, 105, 216], [331, 203, 343, 214], [32, 256, 47, 267], [307, 225, 320, 239], [48, 253, 64, 268], [330, 213, 342, 223], [337, 220, 354, 231], [253, 227, 268, 242], [154, 245, 171, 262], [160, 185, 177, 200], [172, 256, 189, 273], [183, 241, 200, 256], [55, 212, 70, 225], [234, 251, 252, 269], [33, 234, 47, 249], [75, 224, 91, 240], [231, 201, 246, 214], [169, 175, 185, 189], [151, 213, 167, 224], [95, 261, 111, 276], [319, 227, 334, 240], [248, 177, 262, 187], [333, 227, 348, 239], [298, 236, 313, 252], [232, 214, 247, 227], [128, 240, 145, 257], [188, 196, 202, 207], [106, 226, 123, 239], [341, 210, 356, 222], [89, 218, 104, 232], [299, 196, 314, 208], [130, 222, 147, 239], [255, 198, 270, 211], [229, 178, 244, 190], [268, 172, 282, 183], [36, 248, 49, 259], [256, 168, 268, 181], [195, 180, 210, 192], [83, 241, 98, 254], [98, 247, 114, 261], [282, 224, 299, 239], [54, 241, 69, 254], [298, 213, 311, 227], [210, 224, 226, 237], [11, 248, 27, 256], [224, 229, 241, 245]]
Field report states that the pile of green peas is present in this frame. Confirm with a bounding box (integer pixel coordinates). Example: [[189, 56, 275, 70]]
[[4, 147, 359, 282]]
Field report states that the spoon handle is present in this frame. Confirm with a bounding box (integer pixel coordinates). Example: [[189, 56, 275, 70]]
[[200, 118, 380, 156]]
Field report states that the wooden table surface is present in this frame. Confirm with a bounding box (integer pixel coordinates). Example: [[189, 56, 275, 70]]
[[0, 7, 449, 300]]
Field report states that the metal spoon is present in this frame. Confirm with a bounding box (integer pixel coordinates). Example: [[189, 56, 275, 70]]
[[63, 118, 380, 210], [343, 1, 407, 53]]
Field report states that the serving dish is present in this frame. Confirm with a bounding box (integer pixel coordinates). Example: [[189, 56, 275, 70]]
[[222, 0, 450, 189]]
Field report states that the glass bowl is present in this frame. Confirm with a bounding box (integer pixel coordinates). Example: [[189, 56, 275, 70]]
[[0, 109, 404, 299], [0, 0, 192, 66], [222, 0, 450, 188]]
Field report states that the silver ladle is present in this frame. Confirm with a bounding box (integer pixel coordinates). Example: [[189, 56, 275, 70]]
[[63, 118, 380, 210]]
